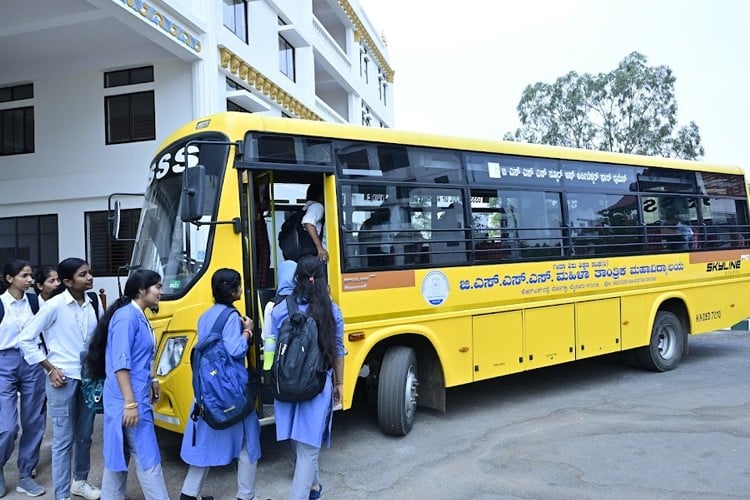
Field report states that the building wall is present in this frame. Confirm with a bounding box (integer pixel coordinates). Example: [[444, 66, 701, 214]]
[[0, 0, 394, 299]]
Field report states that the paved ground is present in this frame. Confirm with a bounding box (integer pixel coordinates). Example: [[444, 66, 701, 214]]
[[3, 329, 750, 499]]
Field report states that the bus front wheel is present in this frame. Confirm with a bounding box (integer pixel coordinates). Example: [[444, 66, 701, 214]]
[[636, 310, 685, 372], [377, 346, 419, 436]]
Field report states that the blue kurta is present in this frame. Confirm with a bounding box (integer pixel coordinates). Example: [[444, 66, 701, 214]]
[[102, 302, 161, 471], [271, 300, 345, 448], [180, 304, 261, 466]]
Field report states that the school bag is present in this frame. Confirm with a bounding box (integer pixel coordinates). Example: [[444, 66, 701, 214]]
[[190, 306, 257, 430], [278, 207, 318, 261], [0, 292, 40, 321], [80, 291, 103, 413], [271, 295, 328, 402]]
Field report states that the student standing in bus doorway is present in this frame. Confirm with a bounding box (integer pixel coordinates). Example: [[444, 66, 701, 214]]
[[270, 256, 345, 500], [0, 259, 46, 498], [302, 183, 328, 263], [178, 268, 261, 500], [18, 258, 102, 500], [261, 260, 297, 371], [85, 270, 169, 500]]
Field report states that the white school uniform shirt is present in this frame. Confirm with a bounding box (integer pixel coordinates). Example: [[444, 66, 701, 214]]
[[301, 201, 324, 235], [0, 290, 35, 351], [18, 289, 100, 381]]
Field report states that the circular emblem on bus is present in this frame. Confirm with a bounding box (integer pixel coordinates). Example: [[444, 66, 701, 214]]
[[421, 271, 450, 306]]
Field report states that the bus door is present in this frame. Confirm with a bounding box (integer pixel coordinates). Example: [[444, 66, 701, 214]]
[[240, 167, 329, 421]]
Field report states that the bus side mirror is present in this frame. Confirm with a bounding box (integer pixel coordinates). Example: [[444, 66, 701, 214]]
[[110, 200, 122, 239], [180, 165, 206, 222]]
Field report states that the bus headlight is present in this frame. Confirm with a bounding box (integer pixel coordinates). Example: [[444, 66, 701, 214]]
[[156, 336, 188, 376]]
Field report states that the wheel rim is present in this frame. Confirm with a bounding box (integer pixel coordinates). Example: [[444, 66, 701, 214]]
[[404, 364, 418, 420], [656, 323, 678, 360]]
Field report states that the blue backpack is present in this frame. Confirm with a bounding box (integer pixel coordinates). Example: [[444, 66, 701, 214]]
[[190, 306, 257, 430]]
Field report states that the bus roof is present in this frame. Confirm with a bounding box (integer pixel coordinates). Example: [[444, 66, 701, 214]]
[[157, 112, 745, 176]]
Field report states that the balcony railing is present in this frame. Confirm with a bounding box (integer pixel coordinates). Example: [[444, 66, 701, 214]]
[[315, 97, 346, 123], [312, 17, 350, 71]]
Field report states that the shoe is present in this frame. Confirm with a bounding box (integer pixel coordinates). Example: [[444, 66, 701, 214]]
[[309, 483, 322, 500], [16, 476, 45, 497], [179, 495, 214, 500], [71, 479, 101, 500]]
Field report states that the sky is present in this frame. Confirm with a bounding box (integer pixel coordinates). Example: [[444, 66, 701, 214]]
[[358, 0, 750, 167]]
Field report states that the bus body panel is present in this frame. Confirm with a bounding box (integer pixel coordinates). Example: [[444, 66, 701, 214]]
[[524, 304, 576, 369], [472, 311, 524, 381], [575, 298, 621, 359]]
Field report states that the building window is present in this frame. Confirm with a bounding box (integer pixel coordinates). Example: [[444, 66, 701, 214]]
[[223, 0, 248, 43], [104, 66, 154, 88], [226, 78, 242, 91], [279, 36, 295, 81], [85, 209, 140, 275], [0, 214, 58, 269], [0, 107, 35, 155], [361, 106, 372, 127], [105, 91, 155, 144], [379, 75, 387, 106], [0, 83, 33, 103], [227, 100, 251, 113]]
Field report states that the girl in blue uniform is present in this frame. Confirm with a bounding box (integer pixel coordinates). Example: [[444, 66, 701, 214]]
[[85, 270, 168, 500], [179, 268, 260, 500], [270, 255, 345, 500]]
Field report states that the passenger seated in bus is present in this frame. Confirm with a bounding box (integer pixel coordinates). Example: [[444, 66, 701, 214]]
[[432, 203, 464, 264], [664, 215, 694, 251], [358, 207, 393, 267], [392, 230, 429, 265]]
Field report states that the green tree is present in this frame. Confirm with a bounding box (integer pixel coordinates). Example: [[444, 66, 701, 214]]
[[504, 52, 704, 160]]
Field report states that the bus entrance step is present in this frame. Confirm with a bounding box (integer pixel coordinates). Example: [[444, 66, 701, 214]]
[[259, 403, 275, 426]]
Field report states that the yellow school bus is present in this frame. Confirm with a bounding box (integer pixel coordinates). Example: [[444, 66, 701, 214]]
[[123, 112, 750, 436]]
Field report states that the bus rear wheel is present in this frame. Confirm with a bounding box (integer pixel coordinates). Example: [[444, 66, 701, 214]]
[[377, 346, 419, 436], [636, 310, 685, 372]]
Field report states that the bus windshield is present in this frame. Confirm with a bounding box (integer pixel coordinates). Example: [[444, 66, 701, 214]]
[[130, 132, 229, 297]]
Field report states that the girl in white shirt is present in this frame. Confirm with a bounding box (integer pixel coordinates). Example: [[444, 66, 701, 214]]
[[0, 259, 47, 497], [19, 258, 102, 500]]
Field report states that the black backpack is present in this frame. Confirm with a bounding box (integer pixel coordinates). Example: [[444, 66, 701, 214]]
[[278, 208, 318, 261], [271, 295, 327, 402]]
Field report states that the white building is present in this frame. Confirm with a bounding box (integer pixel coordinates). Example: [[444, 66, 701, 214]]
[[0, 0, 394, 299]]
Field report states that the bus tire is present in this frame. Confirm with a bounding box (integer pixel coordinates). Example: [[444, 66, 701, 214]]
[[636, 310, 685, 372], [377, 346, 418, 436]]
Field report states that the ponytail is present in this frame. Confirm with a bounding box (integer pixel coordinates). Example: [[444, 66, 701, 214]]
[[85, 270, 161, 379]]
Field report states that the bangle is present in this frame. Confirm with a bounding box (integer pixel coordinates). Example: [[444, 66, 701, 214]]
[[242, 329, 252, 334], [335, 382, 343, 386], [151, 377, 159, 384], [124, 402, 138, 410], [45, 368, 53, 377]]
